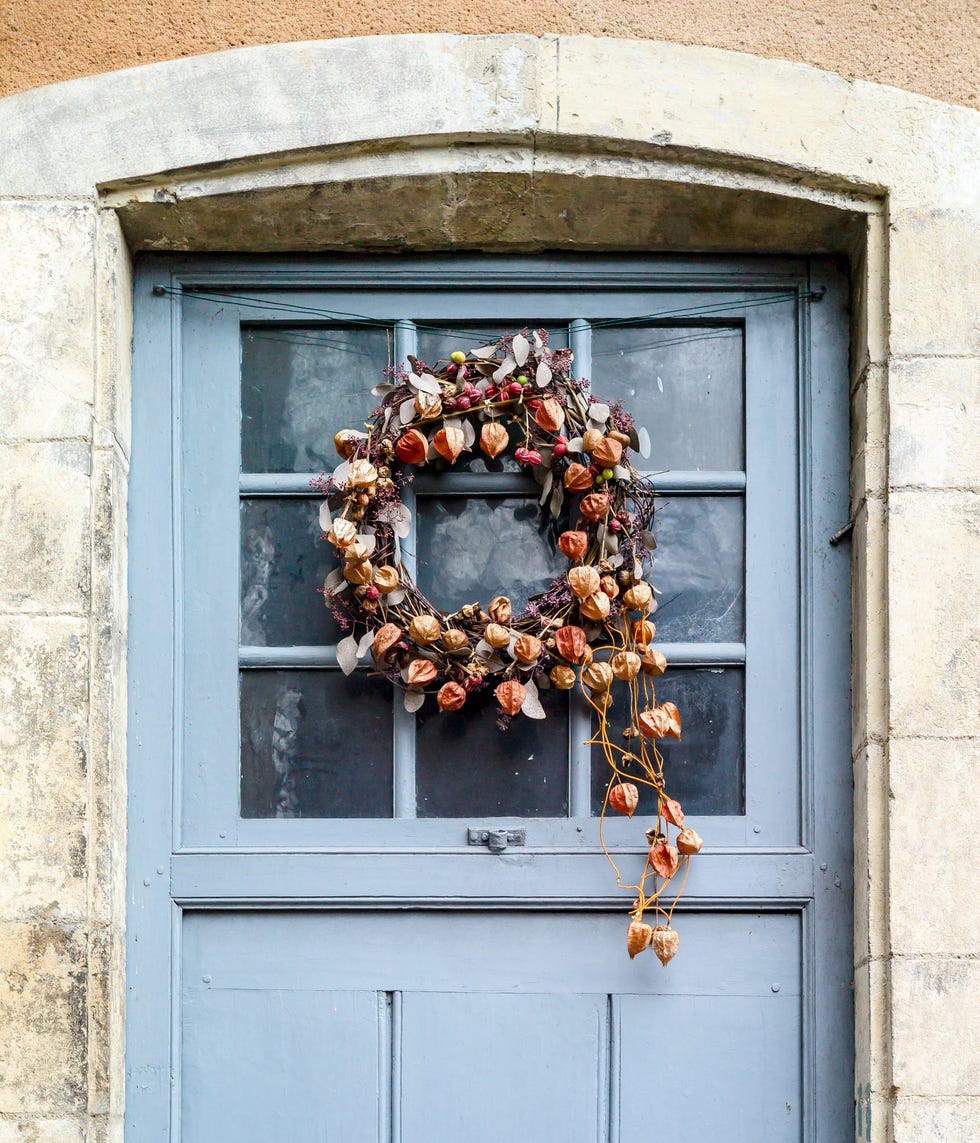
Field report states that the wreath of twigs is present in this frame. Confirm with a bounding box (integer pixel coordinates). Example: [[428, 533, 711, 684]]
[[317, 328, 703, 965]]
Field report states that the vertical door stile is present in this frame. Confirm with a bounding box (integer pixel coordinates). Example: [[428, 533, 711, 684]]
[[568, 319, 594, 818], [392, 319, 418, 820]]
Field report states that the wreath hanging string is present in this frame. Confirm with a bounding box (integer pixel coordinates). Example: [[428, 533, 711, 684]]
[[319, 328, 703, 964]]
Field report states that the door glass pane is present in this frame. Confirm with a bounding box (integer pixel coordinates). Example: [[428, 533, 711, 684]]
[[648, 496, 745, 642], [416, 686, 569, 817], [240, 498, 339, 646], [591, 325, 744, 470], [241, 326, 392, 472], [591, 667, 745, 816], [416, 496, 566, 616], [241, 670, 393, 818]]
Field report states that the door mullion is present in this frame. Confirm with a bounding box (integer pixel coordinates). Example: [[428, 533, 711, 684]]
[[568, 319, 594, 818], [393, 319, 418, 818]]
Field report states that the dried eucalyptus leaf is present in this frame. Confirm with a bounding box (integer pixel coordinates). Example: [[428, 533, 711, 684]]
[[414, 372, 442, 396], [357, 630, 375, 659], [549, 481, 564, 518], [642, 530, 657, 551], [607, 552, 624, 568], [398, 398, 417, 426], [634, 558, 644, 579], [538, 469, 554, 507], [533, 329, 545, 351], [638, 426, 651, 459], [628, 426, 641, 451], [404, 689, 425, 713], [336, 634, 359, 676], [333, 459, 350, 485], [589, 402, 611, 424], [324, 567, 344, 592], [492, 355, 517, 382], [356, 532, 377, 556], [318, 500, 332, 531], [521, 679, 546, 720], [613, 464, 631, 481], [475, 639, 495, 660], [407, 355, 420, 374], [513, 333, 530, 366], [387, 587, 407, 606], [371, 383, 397, 399], [461, 418, 476, 450], [536, 672, 551, 689], [471, 344, 497, 359], [566, 437, 585, 453], [535, 359, 552, 387]]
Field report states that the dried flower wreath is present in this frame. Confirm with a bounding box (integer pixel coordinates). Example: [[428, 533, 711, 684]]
[[318, 328, 702, 964]]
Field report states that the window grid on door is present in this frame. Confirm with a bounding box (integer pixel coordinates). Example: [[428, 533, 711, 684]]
[[238, 314, 746, 822]]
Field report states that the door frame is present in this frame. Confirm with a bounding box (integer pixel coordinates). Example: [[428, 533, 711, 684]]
[[127, 254, 853, 1140]]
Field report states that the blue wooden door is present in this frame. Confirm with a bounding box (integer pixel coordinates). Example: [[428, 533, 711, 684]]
[[128, 257, 853, 1141]]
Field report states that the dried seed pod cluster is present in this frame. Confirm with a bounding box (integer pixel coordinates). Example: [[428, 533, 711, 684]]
[[318, 327, 701, 961]]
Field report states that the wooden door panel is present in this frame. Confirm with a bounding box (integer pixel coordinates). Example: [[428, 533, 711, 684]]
[[181, 987, 382, 1142], [400, 992, 605, 1141], [618, 994, 802, 1139]]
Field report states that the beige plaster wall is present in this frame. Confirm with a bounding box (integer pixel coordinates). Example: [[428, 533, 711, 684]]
[[0, 33, 977, 1143], [1, 0, 978, 109]]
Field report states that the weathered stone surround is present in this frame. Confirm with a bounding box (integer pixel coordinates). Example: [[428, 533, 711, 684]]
[[0, 36, 976, 1142]]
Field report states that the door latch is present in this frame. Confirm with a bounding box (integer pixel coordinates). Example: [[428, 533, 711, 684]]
[[467, 827, 526, 854]]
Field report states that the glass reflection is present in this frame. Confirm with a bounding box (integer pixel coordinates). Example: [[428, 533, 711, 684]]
[[240, 670, 393, 818]]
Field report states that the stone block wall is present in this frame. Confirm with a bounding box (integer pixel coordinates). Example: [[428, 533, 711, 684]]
[[0, 35, 977, 1142]]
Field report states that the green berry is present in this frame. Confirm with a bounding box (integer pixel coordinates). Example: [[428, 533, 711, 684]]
[[602, 468, 614, 481], [516, 374, 529, 385], [450, 351, 466, 365]]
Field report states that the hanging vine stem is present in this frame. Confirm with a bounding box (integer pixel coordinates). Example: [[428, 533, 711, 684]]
[[318, 327, 704, 964]]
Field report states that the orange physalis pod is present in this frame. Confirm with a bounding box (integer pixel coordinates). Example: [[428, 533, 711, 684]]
[[631, 619, 656, 647], [659, 701, 682, 739], [627, 920, 653, 959], [567, 566, 601, 599], [373, 622, 402, 658], [582, 428, 604, 453], [484, 622, 511, 649], [582, 661, 614, 693], [609, 782, 639, 817], [333, 430, 361, 460], [591, 436, 623, 468], [513, 634, 543, 664], [395, 428, 429, 465], [640, 647, 667, 675], [441, 628, 469, 652], [495, 680, 526, 716], [406, 659, 438, 687], [480, 421, 509, 459], [433, 424, 465, 463], [649, 842, 680, 879], [534, 397, 565, 433], [579, 492, 611, 522], [622, 582, 653, 611], [611, 651, 641, 681], [661, 796, 685, 827], [436, 681, 467, 711], [677, 827, 703, 855], [599, 575, 620, 600], [555, 625, 588, 663], [563, 463, 594, 492], [580, 591, 611, 621], [650, 925, 680, 966], [549, 664, 577, 690], [558, 530, 589, 560]]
